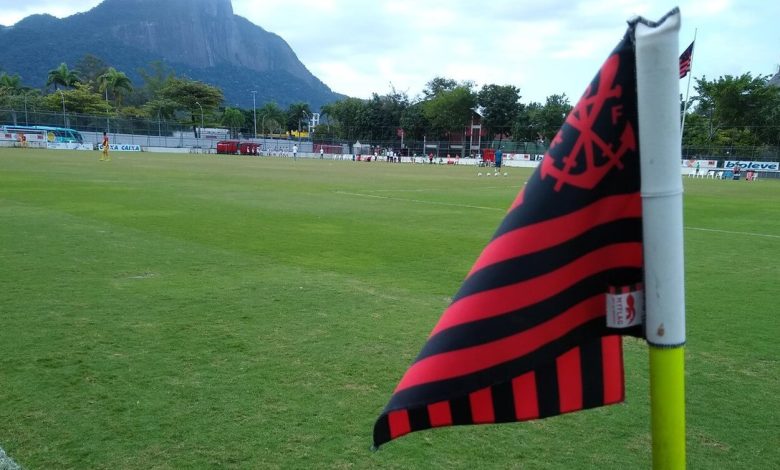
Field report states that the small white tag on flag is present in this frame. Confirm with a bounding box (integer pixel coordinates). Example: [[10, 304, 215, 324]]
[[606, 284, 644, 328]]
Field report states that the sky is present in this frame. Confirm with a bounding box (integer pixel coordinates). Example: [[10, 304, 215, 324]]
[[0, 0, 777, 104]]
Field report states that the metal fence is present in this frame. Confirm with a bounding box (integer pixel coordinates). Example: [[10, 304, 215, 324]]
[[681, 145, 780, 162], [2, 107, 779, 160], [0, 107, 192, 139]]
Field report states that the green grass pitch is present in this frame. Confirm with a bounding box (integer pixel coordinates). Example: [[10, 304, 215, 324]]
[[1, 148, 778, 468]]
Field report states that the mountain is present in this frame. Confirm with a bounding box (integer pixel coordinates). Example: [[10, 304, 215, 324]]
[[0, 0, 343, 109]]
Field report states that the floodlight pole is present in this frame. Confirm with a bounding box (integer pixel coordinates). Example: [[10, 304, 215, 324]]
[[58, 90, 66, 127], [195, 101, 203, 149], [299, 110, 307, 144], [105, 88, 110, 134], [251, 91, 257, 139]]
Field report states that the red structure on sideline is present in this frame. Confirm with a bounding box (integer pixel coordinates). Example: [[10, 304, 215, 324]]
[[217, 140, 239, 154], [240, 142, 259, 155], [217, 141, 260, 155]]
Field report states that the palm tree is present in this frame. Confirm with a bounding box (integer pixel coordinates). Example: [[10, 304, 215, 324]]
[[257, 102, 285, 135], [98, 67, 133, 108], [0, 72, 28, 125], [46, 63, 80, 91], [0, 72, 23, 91], [221, 107, 245, 138], [286, 102, 312, 133]]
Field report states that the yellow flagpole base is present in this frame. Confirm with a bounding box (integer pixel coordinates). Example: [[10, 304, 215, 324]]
[[649, 345, 686, 469]]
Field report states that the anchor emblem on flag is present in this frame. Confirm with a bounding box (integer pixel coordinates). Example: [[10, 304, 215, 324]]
[[541, 54, 637, 192]]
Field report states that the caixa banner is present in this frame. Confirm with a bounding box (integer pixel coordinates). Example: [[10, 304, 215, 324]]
[[99, 143, 142, 152], [725, 160, 779, 171]]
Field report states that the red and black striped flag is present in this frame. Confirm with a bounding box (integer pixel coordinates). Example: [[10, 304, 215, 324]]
[[373, 29, 646, 448], [679, 41, 694, 79]]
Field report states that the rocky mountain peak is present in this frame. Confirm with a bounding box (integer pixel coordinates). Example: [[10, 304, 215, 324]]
[[0, 0, 342, 108]]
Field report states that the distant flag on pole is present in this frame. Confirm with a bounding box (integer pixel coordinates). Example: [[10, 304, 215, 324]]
[[679, 41, 694, 79], [373, 16, 651, 449]]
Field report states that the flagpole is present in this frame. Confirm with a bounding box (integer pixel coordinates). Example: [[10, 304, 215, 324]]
[[634, 10, 686, 470], [680, 30, 697, 139]]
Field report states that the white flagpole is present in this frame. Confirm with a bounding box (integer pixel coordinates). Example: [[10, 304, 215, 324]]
[[680, 30, 697, 139], [634, 9, 686, 470]]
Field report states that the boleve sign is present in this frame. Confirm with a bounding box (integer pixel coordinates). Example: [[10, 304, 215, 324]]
[[98, 144, 142, 152], [724, 160, 779, 171]]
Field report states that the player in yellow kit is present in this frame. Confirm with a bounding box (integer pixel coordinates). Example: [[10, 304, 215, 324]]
[[101, 131, 110, 161]]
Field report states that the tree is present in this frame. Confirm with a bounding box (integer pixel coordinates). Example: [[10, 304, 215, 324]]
[[257, 102, 286, 135], [321, 97, 367, 140], [478, 84, 521, 140], [418, 78, 477, 139], [143, 98, 179, 121], [422, 77, 460, 100], [159, 78, 224, 137], [0, 72, 26, 124], [240, 108, 254, 137], [98, 67, 133, 108], [422, 85, 476, 139], [74, 54, 109, 91], [513, 102, 539, 142], [46, 63, 80, 91], [286, 102, 312, 134], [221, 107, 245, 138], [400, 102, 429, 142], [118, 106, 148, 119], [0, 72, 22, 91], [43, 83, 107, 116], [138, 61, 176, 103], [513, 95, 572, 146], [678, 112, 710, 149], [688, 73, 780, 149], [536, 94, 572, 142], [362, 89, 409, 141], [0, 73, 41, 112], [310, 118, 336, 140]]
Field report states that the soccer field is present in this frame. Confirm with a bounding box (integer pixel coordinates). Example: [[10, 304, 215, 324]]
[[1, 148, 778, 469]]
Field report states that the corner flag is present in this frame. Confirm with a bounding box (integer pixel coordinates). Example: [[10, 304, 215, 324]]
[[373, 9, 686, 468]]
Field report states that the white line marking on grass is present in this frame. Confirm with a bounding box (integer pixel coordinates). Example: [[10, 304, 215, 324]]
[[337, 193, 780, 239], [369, 185, 518, 193], [0, 446, 21, 470], [685, 227, 780, 239], [335, 191, 504, 211]]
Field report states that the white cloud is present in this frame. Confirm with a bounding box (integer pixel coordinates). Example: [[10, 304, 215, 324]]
[[0, 0, 101, 25], [1, 0, 778, 104]]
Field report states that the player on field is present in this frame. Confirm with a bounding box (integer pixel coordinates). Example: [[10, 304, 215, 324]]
[[101, 132, 111, 161]]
